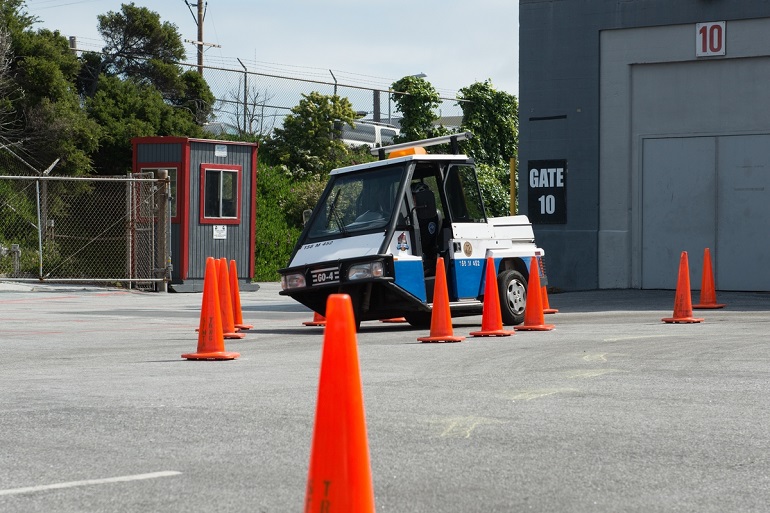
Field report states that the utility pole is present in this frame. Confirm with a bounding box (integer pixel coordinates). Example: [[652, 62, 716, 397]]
[[184, 1, 219, 75], [196, 1, 204, 74]]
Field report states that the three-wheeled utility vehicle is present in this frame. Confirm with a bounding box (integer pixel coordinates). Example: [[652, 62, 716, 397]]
[[278, 132, 547, 329]]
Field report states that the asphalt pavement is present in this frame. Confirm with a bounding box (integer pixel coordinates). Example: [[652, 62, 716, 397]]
[[1, 281, 768, 512]]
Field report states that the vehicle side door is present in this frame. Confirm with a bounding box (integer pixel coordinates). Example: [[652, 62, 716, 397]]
[[443, 164, 492, 300]]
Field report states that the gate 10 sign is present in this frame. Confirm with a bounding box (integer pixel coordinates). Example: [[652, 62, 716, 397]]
[[696, 21, 725, 57], [527, 160, 567, 224]]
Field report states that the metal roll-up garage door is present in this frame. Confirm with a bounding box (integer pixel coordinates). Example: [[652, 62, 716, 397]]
[[641, 134, 770, 291]]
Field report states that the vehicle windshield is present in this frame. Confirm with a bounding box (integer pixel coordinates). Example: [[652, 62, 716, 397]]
[[306, 165, 404, 239]]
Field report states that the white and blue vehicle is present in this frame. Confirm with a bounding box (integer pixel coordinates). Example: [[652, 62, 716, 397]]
[[279, 132, 547, 329]]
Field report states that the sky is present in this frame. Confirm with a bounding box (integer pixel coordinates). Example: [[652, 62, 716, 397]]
[[25, 0, 520, 99]]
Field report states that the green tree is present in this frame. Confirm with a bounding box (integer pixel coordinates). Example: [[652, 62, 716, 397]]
[[266, 91, 357, 178], [458, 80, 519, 216], [0, 0, 35, 36], [1, 1, 98, 176], [79, 2, 186, 98], [0, 23, 22, 140], [87, 74, 203, 173], [173, 69, 215, 125], [391, 75, 442, 143], [458, 80, 518, 168], [90, 2, 214, 125], [79, 4, 214, 173]]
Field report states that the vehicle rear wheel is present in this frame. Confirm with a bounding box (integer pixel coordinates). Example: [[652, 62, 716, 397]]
[[497, 270, 527, 325]]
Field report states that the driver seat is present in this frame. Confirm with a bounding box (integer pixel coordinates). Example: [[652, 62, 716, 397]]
[[413, 187, 442, 274]]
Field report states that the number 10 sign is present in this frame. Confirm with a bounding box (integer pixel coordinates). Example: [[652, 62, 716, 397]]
[[696, 21, 725, 57]]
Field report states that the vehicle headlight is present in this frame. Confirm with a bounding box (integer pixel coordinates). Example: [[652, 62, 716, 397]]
[[347, 261, 384, 281], [281, 272, 306, 290]]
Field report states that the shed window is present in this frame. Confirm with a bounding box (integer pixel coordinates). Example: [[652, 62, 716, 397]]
[[200, 165, 241, 224]]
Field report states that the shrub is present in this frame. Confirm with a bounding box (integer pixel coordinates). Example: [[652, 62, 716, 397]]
[[255, 163, 312, 281], [476, 163, 513, 217]]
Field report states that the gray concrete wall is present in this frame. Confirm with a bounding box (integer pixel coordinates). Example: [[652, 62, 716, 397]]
[[520, 0, 770, 290]]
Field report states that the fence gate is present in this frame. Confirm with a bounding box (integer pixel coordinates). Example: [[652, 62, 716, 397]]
[[0, 173, 171, 291]]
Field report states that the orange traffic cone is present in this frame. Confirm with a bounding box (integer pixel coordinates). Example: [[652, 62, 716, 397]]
[[380, 317, 407, 323], [542, 286, 559, 314], [470, 257, 514, 337], [218, 258, 245, 339], [304, 294, 375, 513], [693, 248, 726, 309], [303, 311, 327, 326], [418, 257, 465, 343], [229, 259, 254, 329], [182, 257, 240, 360], [662, 251, 704, 323], [516, 257, 555, 331]]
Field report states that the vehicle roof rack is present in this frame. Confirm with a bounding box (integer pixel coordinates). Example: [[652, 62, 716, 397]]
[[355, 119, 399, 128], [371, 131, 474, 160]]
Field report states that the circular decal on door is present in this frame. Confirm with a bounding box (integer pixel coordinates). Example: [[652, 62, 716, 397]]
[[463, 241, 473, 257]]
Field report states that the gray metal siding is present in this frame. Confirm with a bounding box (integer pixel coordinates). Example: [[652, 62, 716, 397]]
[[520, 0, 770, 290], [135, 143, 182, 163]]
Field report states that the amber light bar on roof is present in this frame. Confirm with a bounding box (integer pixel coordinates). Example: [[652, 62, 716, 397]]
[[371, 131, 474, 159]]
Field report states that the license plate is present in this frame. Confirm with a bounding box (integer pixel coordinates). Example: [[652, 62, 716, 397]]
[[311, 267, 339, 285]]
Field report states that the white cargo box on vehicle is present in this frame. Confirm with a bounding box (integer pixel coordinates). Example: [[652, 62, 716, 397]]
[[487, 216, 537, 242]]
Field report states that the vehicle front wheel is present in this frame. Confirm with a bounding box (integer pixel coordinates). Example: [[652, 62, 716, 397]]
[[497, 270, 527, 325], [404, 311, 432, 329]]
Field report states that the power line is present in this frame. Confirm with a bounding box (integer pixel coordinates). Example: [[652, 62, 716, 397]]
[[26, 0, 104, 11]]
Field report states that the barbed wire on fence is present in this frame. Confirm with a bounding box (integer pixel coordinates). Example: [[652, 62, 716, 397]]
[[192, 60, 466, 137]]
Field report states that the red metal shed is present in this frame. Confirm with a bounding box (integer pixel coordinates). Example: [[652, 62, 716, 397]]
[[132, 137, 259, 292]]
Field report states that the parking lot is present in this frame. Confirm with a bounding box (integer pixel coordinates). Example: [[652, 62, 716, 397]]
[[1, 282, 769, 512]]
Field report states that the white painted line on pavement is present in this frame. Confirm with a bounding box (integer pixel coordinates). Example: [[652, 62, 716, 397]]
[[0, 471, 182, 497]]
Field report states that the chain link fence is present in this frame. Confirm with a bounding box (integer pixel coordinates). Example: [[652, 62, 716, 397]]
[[0, 172, 171, 290]]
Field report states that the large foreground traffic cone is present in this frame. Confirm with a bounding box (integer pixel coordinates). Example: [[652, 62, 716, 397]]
[[218, 258, 245, 339], [229, 259, 254, 329], [470, 257, 514, 337], [304, 294, 375, 513], [693, 248, 726, 309], [662, 251, 704, 324], [542, 286, 559, 314], [418, 257, 465, 343], [516, 257, 555, 331], [182, 257, 240, 360], [303, 311, 327, 326]]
